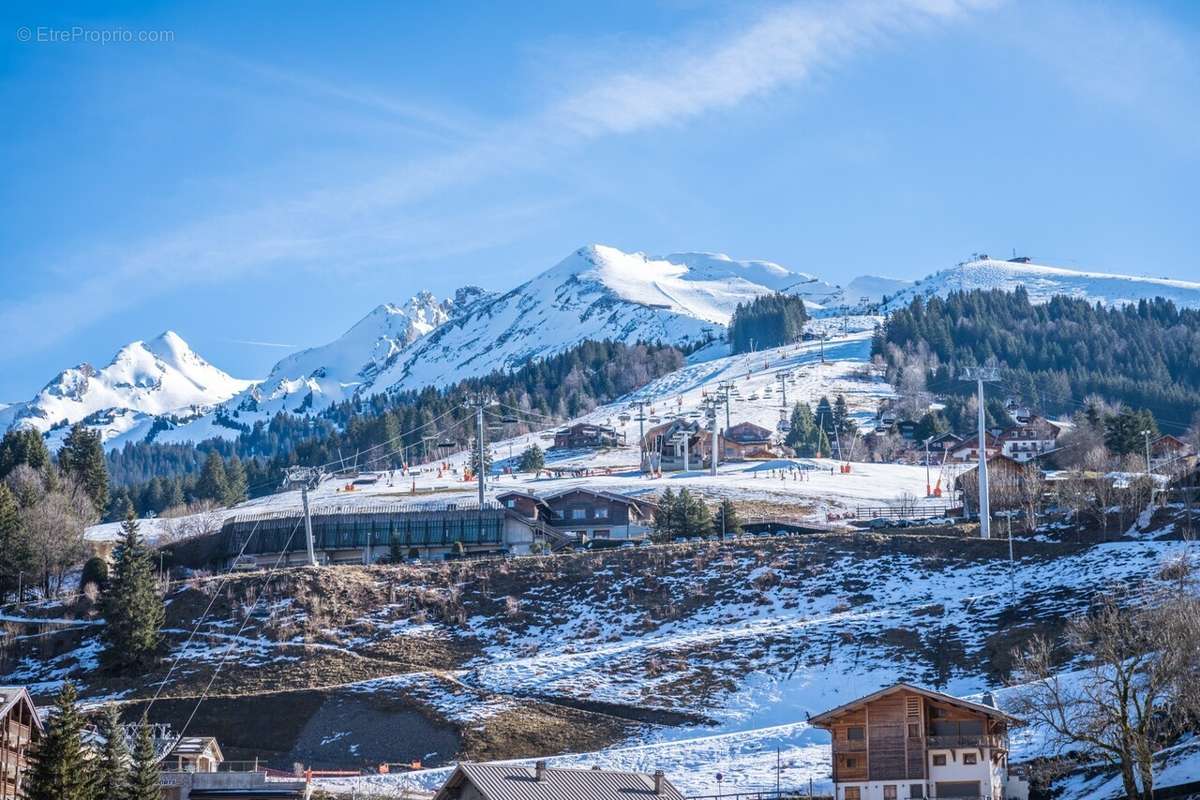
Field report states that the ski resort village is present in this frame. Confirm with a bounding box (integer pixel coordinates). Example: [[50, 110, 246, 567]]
[[5, 4, 1200, 799], [2, 246, 1200, 800]]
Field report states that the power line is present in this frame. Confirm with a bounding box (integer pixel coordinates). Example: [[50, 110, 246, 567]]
[[170, 515, 305, 749], [146, 516, 266, 711]]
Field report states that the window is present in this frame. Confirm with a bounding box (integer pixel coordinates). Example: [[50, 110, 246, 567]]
[[505, 499, 515, 508], [907, 723, 920, 738], [571, 508, 586, 520], [883, 786, 897, 799], [910, 785, 925, 799], [847, 726, 865, 740], [845, 758, 857, 769], [932, 754, 947, 766], [595, 507, 609, 519], [963, 753, 978, 765], [844, 789, 861, 800]]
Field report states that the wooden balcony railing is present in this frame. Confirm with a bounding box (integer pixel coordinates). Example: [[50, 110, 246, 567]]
[[925, 734, 1007, 749]]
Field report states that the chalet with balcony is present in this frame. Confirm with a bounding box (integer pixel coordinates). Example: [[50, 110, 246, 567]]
[[0, 686, 42, 800], [542, 488, 657, 541], [810, 683, 1026, 800], [997, 417, 1061, 463], [552, 423, 625, 450]]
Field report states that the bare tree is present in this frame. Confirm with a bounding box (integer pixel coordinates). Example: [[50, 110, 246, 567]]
[[1017, 462, 1045, 533], [19, 474, 96, 595], [1010, 595, 1200, 800]]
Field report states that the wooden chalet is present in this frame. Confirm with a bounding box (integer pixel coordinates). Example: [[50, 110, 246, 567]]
[[641, 420, 707, 472], [953, 455, 1035, 514], [0, 687, 41, 800], [810, 683, 1025, 800], [552, 423, 624, 450], [949, 433, 1001, 463], [721, 422, 784, 460], [165, 736, 224, 773], [997, 416, 1061, 463], [541, 487, 657, 541]]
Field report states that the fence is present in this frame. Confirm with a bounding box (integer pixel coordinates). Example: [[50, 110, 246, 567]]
[[853, 503, 956, 521]]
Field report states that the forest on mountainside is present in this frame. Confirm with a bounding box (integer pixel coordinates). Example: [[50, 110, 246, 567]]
[[873, 288, 1200, 432], [101, 340, 683, 517], [728, 293, 809, 354]]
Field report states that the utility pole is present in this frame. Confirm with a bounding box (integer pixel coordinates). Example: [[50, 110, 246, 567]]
[[632, 400, 648, 473], [961, 366, 999, 539], [465, 393, 494, 505], [707, 399, 719, 477], [1143, 429, 1155, 507], [476, 402, 486, 505], [285, 467, 325, 566], [924, 437, 932, 497]]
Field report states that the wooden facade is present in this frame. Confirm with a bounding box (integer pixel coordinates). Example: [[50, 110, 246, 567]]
[[0, 687, 43, 800], [553, 423, 624, 450], [812, 683, 1020, 800]]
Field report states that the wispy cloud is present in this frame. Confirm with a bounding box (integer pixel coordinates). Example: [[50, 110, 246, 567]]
[[556, 0, 998, 136], [222, 338, 300, 349], [1, 0, 997, 355]]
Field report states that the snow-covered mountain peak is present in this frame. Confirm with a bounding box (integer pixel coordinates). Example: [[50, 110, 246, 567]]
[[885, 257, 1200, 310], [0, 331, 251, 448]]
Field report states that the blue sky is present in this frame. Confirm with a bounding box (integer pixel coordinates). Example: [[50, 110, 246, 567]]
[[1, 0, 1197, 401]]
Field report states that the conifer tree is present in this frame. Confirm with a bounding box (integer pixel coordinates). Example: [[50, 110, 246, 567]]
[[101, 514, 165, 672], [678, 489, 713, 537], [785, 402, 815, 453], [0, 427, 52, 480], [127, 719, 161, 800], [24, 681, 96, 800], [715, 498, 741, 536], [653, 488, 678, 541], [0, 483, 30, 601], [517, 444, 545, 473], [195, 452, 229, 504], [59, 423, 109, 514], [95, 704, 130, 799], [223, 455, 248, 506], [815, 396, 835, 435]]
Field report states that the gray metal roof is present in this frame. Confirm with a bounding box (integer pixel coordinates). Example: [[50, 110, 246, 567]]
[[434, 763, 685, 800]]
